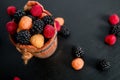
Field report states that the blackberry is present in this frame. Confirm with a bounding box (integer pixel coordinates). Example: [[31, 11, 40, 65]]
[[97, 59, 111, 71], [30, 19, 45, 35], [111, 25, 118, 34], [111, 24, 120, 37], [14, 10, 26, 23], [59, 26, 70, 38], [42, 15, 54, 25], [72, 46, 84, 58], [15, 30, 31, 45], [25, 10, 31, 15]]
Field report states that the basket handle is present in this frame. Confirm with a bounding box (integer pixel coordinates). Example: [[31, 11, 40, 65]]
[[21, 49, 33, 64]]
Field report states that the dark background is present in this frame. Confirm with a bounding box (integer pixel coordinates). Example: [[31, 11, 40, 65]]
[[0, 0, 120, 80]]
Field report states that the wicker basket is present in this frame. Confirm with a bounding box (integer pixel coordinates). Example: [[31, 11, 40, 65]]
[[9, 1, 58, 64]]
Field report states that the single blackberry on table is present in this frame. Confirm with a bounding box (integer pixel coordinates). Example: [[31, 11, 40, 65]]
[[14, 10, 26, 23], [97, 59, 111, 71], [30, 19, 45, 35], [59, 26, 70, 38], [111, 24, 120, 37], [111, 24, 120, 34], [42, 15, 54, 25], [111, 26, 118, 34], [15, 30, 31, 45], [72, 46, 84, 58]]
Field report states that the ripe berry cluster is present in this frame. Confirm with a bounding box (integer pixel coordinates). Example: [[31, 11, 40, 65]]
[[6, 4, 71, 48], [105, 14, 120, 46]]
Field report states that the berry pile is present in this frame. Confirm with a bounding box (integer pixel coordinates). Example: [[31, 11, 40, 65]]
[[71, 46, 84, 70], [104, 14, 120, 46], [6, 2, 71, 49], [6, 4, 57, 48]]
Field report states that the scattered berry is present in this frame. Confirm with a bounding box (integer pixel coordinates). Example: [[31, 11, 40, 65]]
[[43, 25, 55, 38], [30, 34, 44, 48], [7, 6, 16, 16], [15, 30, 31, 44], [97, 59, 111, 71], [6, 21, 17, 34], [55, 17, 64, 26], [13, 76, 21, 80], [30, 19, 44, 35], [111, 25, 119, 34], [109, 14, 119, 25], [18, 16, 32, 30], [42, 15, 54, 25], [111, 24, 120, 37], [55, 20, 61, 31], [14, 10, 26, 23], [30, 5, 43, 17], [105, 34, 117, 46], [71, 58, 84, 70], [72, 46, 84, 58], [59, 26, 70, 38]]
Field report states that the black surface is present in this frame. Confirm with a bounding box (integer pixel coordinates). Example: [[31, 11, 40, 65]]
[[1, 0, 120, 80]]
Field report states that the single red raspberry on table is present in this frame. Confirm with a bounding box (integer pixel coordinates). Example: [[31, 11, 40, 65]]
[[55, 20, 61, 31], [109, 14, 119, 25], [43, 25, 55, 38], [13, 76, 21, 80], [6, 21, 17, 34], [7, 6, 16, 16], [105, 34, 117, 46], [30, 5, 43, 17]]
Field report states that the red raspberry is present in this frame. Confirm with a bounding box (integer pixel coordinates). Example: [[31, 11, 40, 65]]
[[7, 6, 16, 16], [6, 21, 17, 34], [109, 14, 119, 25], [13, 76, 21, 80], [55, 20, 61, 31], [43, 25, 55, 38], [105, 34, 117, 46], [30, 5, 43, 17]]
